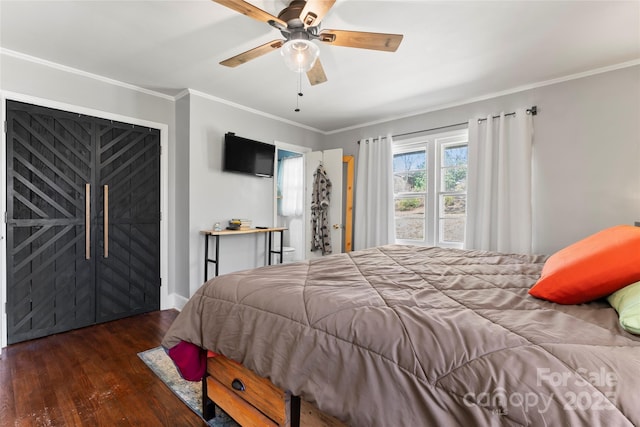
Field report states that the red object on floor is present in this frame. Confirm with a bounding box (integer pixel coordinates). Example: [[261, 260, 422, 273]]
[[166, 340, 206, 381]]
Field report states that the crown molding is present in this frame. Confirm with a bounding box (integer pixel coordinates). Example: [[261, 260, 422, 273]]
[[326, 58, 640, 135], [3, 47, 638, 135], [186, 88, 324, 134], [1, 48, 325, 134], [1, 48, 175, 101]]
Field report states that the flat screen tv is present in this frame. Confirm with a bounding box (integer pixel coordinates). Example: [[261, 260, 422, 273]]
[[223, 132, 275, 177]]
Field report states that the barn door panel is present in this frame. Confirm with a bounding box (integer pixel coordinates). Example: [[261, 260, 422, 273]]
[[5, 100, 161, 344], [6, 102, 95, 344], [95, 124, 160, 322]]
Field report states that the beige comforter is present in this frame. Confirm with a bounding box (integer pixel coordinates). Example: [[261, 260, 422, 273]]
[[163, 245, 640, 426]]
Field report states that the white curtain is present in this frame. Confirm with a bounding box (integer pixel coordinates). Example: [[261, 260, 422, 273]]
[[354, 135, 395, 250], [280, 156, 304, 217], [465, 109, 533, 254]]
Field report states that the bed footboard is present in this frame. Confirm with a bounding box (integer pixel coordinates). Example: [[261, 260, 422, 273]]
[[203, 356, 346, 427], [204, 355, 299, 426]]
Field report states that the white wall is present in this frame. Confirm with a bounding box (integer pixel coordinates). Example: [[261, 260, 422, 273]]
[[184, 92, 323, 295], [323, 65, 640, 255]]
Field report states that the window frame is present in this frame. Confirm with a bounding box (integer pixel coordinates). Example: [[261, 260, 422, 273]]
[[393, 141, 432, 244], [393, 129, 469, 248]]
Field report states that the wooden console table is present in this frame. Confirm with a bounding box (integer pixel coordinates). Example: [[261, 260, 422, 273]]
[[201, 227, 287, 281]]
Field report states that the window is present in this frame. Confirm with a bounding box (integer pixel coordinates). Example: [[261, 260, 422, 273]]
[[393, 148, 427, 241], [393, 130, 468, 248]]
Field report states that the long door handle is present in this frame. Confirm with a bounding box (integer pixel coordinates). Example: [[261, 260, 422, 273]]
[[85, 183, 90, 259], [104, 185, 109, 258]]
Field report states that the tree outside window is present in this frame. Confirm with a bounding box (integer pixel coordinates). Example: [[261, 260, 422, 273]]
[[394, 149, 426, 240], [439, 143, 467, 244], [392, 130, 468, 248]]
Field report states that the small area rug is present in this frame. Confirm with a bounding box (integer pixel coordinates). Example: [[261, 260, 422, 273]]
[[138, 346, 239, 427]]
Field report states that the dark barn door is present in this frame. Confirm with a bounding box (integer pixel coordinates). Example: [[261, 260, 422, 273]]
[[5, 100, 160, 344], [95, 121, 161, 323]]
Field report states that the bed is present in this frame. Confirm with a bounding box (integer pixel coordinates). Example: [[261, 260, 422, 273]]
[[162, 244, 640, 426]]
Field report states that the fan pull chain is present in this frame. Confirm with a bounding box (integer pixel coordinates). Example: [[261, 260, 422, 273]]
[[295, 71, 303, 112]]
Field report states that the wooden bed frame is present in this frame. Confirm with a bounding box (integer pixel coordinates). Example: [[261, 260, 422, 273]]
[[203, 355, 347, 427], [198, 156, 357, 426]]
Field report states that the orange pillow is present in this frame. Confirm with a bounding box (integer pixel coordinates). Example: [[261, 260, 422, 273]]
[[529, 225, 640, 304]]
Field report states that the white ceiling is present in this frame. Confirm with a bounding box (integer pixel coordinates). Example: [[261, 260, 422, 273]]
[[1, 0, 639, 133]]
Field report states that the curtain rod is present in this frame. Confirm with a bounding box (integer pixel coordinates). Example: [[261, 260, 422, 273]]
[[357, 105, 537, 143]]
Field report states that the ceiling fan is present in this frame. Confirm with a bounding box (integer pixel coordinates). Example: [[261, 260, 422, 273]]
[[214, 0, 404, 85]]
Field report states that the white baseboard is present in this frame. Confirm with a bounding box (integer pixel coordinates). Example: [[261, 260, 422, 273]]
[[167, 293, 190, 311]]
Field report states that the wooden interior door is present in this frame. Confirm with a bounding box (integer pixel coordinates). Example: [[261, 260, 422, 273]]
[[6, 101, 96, 343], [5, 100, 160, 343]]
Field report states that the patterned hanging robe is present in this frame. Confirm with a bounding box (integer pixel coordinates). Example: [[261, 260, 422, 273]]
[[310, 164, 332, 255]]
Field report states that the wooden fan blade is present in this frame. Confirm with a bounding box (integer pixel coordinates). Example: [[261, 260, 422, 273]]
[[319, 29, 403, 52], [212, 0, 287, 27], [307, 58, 328, 85], [299, 0, 336, 27], [220, 40, 285, 67]]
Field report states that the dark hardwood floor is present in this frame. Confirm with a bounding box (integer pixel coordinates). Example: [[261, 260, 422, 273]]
[[0, 309, 207, 426]]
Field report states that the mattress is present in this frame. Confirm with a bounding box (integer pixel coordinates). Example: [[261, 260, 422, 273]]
[[163, 245, 640, 426]]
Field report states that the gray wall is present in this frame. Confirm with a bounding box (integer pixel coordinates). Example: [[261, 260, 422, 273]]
[[0, 54, 175, 126], [0, 53, 324, 304], [185, 92, 323, 295], [0, 53, 178, 301], [173, 95, 191, 299], [2, 51, 638, 303], [323, 65, 640, 255]]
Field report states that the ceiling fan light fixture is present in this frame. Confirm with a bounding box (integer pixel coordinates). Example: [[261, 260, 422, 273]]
[[281, 39, 319, 73]]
